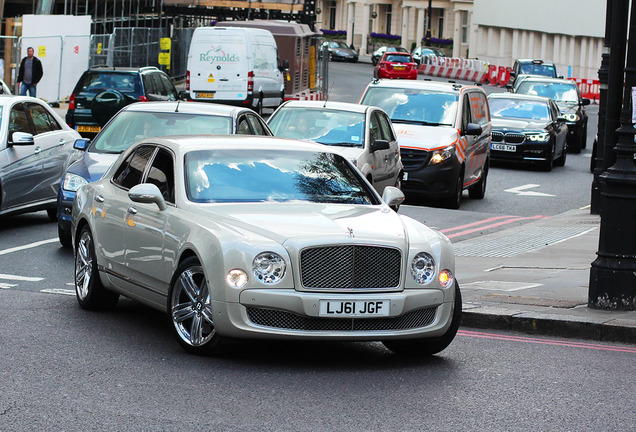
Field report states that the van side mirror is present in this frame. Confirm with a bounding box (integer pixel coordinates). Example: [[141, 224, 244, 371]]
[[465, 123, 482, 136], [371, 139, 390, 152], [581, 98, 591, 106], [178, 90, 190, 101], [279, 59, 289, 72], [73, 138, 90, 151]]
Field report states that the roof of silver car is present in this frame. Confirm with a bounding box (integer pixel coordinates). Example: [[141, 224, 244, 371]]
[[277, 100, 373, 114], [365, 79, 482, 93], [121, 101, 252, 116]]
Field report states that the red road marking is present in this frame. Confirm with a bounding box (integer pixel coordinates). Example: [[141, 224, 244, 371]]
[[458, 330, 636, 353], [443, 215, 547, 239]]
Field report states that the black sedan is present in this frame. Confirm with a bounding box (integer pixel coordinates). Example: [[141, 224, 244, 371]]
[[514, 77, 590, 153], [488, 93, 568, 171], [371, 46, 408, 66], [321, 41, 359, 62]]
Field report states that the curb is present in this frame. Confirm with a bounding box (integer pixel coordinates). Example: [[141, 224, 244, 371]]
[[462, 309, 636, 344]]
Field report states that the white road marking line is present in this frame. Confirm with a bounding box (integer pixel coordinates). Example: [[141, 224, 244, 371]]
[[0, 273, 44, 282], [504, 184, 556, 197], [462, 281, 543, 292], [40, 289, 75, 296], [0, 283, 17, 289], [0, 238, 58, 256]]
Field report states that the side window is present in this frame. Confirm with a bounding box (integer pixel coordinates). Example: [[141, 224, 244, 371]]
[[377, 112, 396, 142], [145, 148, 175, 203], [469, 92, 489, 125], [27, 103, 55, 135], [236, 116, 252, 135], [112, 145, 155, 190], [369, 113, 381, 143], [461, 94, 471, 131], [9, 103, 32, 136], [151, 73, 168, 97], [246, 114, 269, 135], [142, 74, 157, 97], [550, 101, 560, 120], [158, 73, 178, 100]]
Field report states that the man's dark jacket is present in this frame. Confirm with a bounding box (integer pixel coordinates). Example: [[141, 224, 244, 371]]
[[17, 56, 43, 84]]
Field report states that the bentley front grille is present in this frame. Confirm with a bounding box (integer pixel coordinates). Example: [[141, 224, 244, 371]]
[[246, 307, 437, 331], [300, 245, 401, 289]]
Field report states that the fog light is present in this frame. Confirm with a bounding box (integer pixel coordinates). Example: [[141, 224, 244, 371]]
[[226, 269, 248, 288], [438, 269, 454, 288]]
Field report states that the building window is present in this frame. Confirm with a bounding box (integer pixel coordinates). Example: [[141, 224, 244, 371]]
[[438, 9, 445, 38], [386, 5, 392, 35], [461, 11, 469, 44], [329, 1, 336, 30]]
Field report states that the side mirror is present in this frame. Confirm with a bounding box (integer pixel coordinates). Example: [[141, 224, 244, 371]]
[[10, 131, 34, 146], [178, 90, 189, 101], [505, 84, 513, 92], [371, 139, 390, 152], [73, 138, 90, 151], [581, 98, 591, 106], [382, 186, 405, 208], [279, 59, 290, 72], [509, 71, 516, 78], [558, 75, 564, 79], [465, 123, 482, 136], [128, 183, 167, 211], [556, 115, 568, 123]]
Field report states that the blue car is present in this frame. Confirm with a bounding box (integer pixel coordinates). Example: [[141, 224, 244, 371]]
[[57, 101, 273, 246]]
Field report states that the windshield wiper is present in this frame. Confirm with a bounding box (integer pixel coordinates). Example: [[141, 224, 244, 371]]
[[391, 119, 452, 126], [319, 142, 361, 147]]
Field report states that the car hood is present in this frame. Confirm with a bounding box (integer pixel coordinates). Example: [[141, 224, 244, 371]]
[[68, 151, 120, 182], [192, 203, 411, 247], [324, 146, 365, 165], [393, 123, 458, 151], [491, 118, 549, 131]]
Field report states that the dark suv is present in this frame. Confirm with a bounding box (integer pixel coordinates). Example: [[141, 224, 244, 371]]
[[66, 66, 178, 136], [509, 59, 561, 88]]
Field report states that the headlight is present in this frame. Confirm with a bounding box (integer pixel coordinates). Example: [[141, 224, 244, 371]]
[[526, 132, 549, 142], [62, 172, 88, 191], [411, 252, 435, 284], [564, 113, 579, 122], [252, 252, 286, 284], [226, 269, 248, 288], [429, 146, 455, 164]]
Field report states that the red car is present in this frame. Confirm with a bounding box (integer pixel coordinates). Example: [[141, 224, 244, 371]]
[[373, 52, 418, 80]]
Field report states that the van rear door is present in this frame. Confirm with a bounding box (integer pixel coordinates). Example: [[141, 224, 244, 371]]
[[188, 29, 248, 102]]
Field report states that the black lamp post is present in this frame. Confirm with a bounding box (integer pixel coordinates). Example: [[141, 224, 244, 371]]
[[589, 0, 636, 311], [590, 0, 613, 214], [424, 0, 432, 46]]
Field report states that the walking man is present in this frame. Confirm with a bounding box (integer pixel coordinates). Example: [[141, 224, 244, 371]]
[[17, 47, 43, 97]]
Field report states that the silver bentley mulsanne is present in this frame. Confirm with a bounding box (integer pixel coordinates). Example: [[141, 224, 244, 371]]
[[72, 135, 460, 356]]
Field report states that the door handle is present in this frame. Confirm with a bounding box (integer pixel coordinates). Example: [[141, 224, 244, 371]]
[[59, 138, 66, 144], [94, 195, 104, 203], [127, 206, 137, 215], [34, 146, 42, 154]]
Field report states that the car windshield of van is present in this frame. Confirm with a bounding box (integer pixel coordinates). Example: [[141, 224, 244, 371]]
[[489, 98, 550, 121], [268, 108, 365, 148], [516, 81, 579, 104], [360, 87, 457, 126], [185, 149, 377, 204], [90, 111, 232, 154], [79, 72, 142, 96], [518, 63, 556, 77]]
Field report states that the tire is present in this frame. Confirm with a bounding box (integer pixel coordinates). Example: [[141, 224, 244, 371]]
[[468, 160, 488, 199], [382, 282, 462, 356], [74, 226, 119, 310], [168, 257, 222, 355], [554, 142, 567, 167], [46, 208, 57, 221], [91, 90, 129, 126], [58, 224, 72, 248], [445, 170, 463, 209]]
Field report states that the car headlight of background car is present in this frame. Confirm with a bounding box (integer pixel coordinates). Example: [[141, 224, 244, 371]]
[[62, 172, 88, 191], [563, 113, 579, 122], [429, 146, 455, 164], [526, 132, 549, 142], [253, 252, 286, 284]]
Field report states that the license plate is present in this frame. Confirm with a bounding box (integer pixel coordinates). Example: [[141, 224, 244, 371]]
[[319, 300, 390, 317], [491, 143, 517, 152], [76, 125, 101, 133], [393, 65, 406, 70], [196, 92, 215, 98]]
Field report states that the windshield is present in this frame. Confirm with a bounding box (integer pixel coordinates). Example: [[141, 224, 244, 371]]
[[90, 111, 232, 154], [77, 72, 141, 95], [489, 98, 550, 121], [329, 41, 350, 49], [268, 108, 365, 148], [185, 149, 376, 204], [384, 54, 412, 63], [516, 81, 579, 103], [360, 87, 458, 126], [519, 63, 556, 77]]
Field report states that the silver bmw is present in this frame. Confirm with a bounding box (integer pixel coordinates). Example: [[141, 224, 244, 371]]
[[72, 135, 460, 356]]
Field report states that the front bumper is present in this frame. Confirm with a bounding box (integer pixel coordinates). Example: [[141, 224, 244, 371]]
[[400, 154, 462, 199], [490, 141, 552, 162], [210, 288, 453, 340], [57, 188, 76, 235]]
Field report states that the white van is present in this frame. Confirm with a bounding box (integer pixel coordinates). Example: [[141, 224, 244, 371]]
[[186, 27, 286, 114]]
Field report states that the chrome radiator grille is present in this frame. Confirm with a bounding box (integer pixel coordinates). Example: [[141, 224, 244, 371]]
[[300, 245, 401, 289], [247, 307, 437, 331]]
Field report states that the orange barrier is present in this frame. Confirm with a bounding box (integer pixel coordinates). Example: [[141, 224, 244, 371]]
[[497, 66, 511, 87], [483, 64, 497, 84], [568, 77, 600, 102]]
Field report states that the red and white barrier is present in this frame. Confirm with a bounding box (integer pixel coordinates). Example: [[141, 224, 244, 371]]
[[568, 77, 600, 102], [285, 90, 324, 101], [417, 56, 489, 83]]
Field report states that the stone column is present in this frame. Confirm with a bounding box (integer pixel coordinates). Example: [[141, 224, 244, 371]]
[[346, 2, 356, 47], [453, 9, 461, 58], [416, 8, 425, 47], [401, 6, 410, 50], [361, 2, 370, 55]]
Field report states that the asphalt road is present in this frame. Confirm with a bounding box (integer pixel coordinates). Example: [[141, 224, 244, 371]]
[[1, 63, 629, 431]]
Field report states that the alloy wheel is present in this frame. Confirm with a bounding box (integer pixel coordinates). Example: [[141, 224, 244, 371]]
[[171, 265, 215, 347]]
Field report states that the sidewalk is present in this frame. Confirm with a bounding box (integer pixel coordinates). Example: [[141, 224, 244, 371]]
[[455, 207, 636, 343]]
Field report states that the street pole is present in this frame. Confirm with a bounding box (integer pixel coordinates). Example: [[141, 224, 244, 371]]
[[425, 0, 432, 46], [589, 0, 636, 311], [590, 0, 613, 214]]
